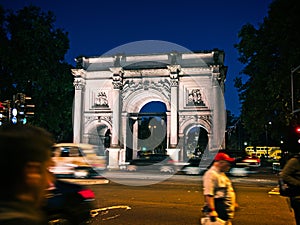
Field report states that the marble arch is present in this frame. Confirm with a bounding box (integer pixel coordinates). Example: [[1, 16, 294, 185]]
[[72, 50, 227, 169]]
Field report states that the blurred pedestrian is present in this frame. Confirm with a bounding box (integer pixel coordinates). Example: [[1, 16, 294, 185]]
[[0, 124, 55, 225], [202, 152, 237, 225], [280, 153, 300, 225]]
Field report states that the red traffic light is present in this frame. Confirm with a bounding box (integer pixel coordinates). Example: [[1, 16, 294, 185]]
[[296, 126, 300, 134], [0, 102, 4, 110]]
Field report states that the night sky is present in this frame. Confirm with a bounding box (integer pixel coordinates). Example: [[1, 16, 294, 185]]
[[1, 0, 273, 116]]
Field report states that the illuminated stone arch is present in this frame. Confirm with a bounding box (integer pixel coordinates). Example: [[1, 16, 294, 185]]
[[72, 50, 227, 169]]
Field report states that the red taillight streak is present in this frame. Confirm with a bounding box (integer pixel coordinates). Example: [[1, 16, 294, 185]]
[[78, 189, 95, 199]]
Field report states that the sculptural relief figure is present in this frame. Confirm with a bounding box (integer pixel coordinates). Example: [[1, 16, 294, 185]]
[[94, 92, 109, 107], [187, 89, 205, 106]]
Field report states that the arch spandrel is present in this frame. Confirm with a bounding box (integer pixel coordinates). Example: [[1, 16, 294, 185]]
[[122, 88, 170, 113], [84, 117, 112, 136], [179, 115, 212, 135]]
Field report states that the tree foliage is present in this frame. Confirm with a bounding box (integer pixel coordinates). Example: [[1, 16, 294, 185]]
[[234, 0, 300, 148], [0, 5, 74, 141]]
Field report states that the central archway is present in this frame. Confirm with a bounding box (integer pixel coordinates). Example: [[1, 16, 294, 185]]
[[138, 101, 167, 156], [125, 101, 167, 161]]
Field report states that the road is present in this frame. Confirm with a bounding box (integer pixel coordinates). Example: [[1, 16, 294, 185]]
[[70, 170, 296, 225]]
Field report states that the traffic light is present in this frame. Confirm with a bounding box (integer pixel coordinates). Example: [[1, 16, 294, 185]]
[[0, 101, 10, 126], [295, 126, 300, 134], [12, 93, 35, 124], [295, 125, 300, 145], [17, 93, 26, 124], [0, 102, 5, 126], [24, 96, 35, 119]]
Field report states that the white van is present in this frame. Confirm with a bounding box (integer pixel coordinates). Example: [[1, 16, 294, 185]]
[[50, 143, 107, 178]]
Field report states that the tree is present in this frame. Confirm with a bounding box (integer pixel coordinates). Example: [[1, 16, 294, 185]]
[[0, 5, 74, 141], [234, 0, 300, 150]]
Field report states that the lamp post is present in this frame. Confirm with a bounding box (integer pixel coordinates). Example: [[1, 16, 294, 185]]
[[265, 121, 272, 146], [148, 125, 156, 153], [291, 65, 300, 114]]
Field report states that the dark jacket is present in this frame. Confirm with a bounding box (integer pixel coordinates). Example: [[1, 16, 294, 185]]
[[0, 200, 47, 225], [280, 155, 300, 188]]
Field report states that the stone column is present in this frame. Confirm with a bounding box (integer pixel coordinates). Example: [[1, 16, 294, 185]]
[[119, 113, 128, 168], [178, 133, 184, 161], [166, 112, 171, 149], [166, 65, 181, 161], [132, 118, 139, 159], [168, 65, 180, 148], [211, 67, 226, 151], [107, 67, 123, 169], [110, 67, 123, 148], [72, 69, 86, 143]]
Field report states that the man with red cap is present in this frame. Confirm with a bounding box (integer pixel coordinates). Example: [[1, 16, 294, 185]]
[[202, 152, 237, 225]]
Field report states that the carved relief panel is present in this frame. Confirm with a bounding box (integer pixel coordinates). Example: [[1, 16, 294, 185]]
[[90, 89, 110, 109], [186, 88, 206, 107]]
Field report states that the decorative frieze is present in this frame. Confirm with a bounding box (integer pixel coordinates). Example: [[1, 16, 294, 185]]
[[122, 79, 171, 101]]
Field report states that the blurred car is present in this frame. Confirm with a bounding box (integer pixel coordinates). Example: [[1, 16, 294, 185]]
[[126, 154, 176, 173], [50, 143, 107, 178], [179, 157, 209, 175], [180, 158, 206, 175], [180, 156, 250, 177], [228, 165, 250, 177], [45, 179, 96, 225], [237, 156, 261, 167]]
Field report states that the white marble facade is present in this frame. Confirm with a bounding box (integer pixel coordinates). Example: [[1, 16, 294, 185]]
[[72, 51, 227, 169]]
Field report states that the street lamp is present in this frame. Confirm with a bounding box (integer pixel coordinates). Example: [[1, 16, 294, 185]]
[[265, 121, 272, 146], [291, 65, 300, 114], [148, 125, 156, 153], [148, 125, 157, 134]]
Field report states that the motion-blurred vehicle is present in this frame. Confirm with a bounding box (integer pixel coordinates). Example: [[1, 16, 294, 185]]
[[45, 179, 96, 225], [237, 156, 261, 167], [228, 165, 250, 177], [50, 143, 107, 178], [180, 156, 249, 177], [126, 154, 176, 173], [179, 157, 210, 175]]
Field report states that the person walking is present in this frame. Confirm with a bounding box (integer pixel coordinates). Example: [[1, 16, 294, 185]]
[[202, 152, 237, 225], [280, 153, 300, 225], [0, 124, 55, 225]]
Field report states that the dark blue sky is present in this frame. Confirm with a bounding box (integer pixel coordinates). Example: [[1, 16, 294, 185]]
[[1, 0, 273, 116]]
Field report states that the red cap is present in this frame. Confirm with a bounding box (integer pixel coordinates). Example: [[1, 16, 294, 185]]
[[214, 152, 235, 162]]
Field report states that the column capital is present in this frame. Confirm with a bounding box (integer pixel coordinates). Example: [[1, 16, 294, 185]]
[[168, 65, 180, 87], [73, 77, 86, 90], [110, 67, 124, 89]]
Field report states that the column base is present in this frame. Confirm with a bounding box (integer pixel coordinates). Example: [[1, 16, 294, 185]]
[[107, 148, 120, 170], [166, 148, 180, 162]]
